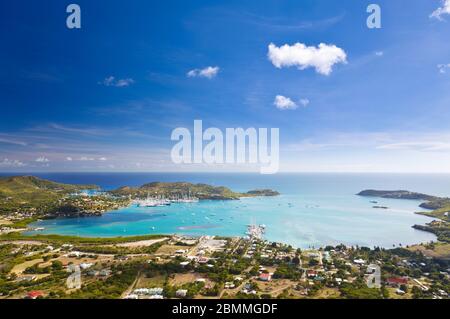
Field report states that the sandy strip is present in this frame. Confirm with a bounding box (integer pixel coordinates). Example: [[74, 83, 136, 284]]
[[0, 240, 46, 246], [113, 237, 169, 248]]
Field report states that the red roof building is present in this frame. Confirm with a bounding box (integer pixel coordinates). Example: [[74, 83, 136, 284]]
[[259, 273, 272, 281], [26, 291, 44, 299], [386, 277, 408, 286]]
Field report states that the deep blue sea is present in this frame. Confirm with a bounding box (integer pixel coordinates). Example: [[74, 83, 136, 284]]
[[5, 172, 449, 249]]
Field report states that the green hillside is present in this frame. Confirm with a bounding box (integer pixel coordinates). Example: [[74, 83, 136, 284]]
[[0, 176, 98, 214]]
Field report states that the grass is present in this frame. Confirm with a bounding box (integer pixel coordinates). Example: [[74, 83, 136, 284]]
[[0, 233, 166, 245], [416, 205, 450, 222], [0, 176, 98, 214], [407, 243, 450, 260], [135, 274, 167, 288]]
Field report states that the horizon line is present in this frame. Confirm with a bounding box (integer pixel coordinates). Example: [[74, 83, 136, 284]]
[[1, 171, 450, 175]]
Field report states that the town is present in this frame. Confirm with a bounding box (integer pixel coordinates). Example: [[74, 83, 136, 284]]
[[0, 232, 448, 299]]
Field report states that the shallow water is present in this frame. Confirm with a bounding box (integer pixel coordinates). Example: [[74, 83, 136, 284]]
[[22, 173, 446, 249]]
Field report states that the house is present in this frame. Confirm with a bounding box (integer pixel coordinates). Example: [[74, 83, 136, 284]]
[[386, 277, 408, 287], [179, 261, 190, 267], [306, 270, 317, 278], [26, 291, 43, 299], [224, 282, 235, 289], [259, 273, 272, 282], [176, 289, 188, 298], [241, 288, 257, 295], [133, 288, 164, 296], [17, 275, 37, 282], [353, 259, 365, 265], [80, 263, 93, 270], [68, 251, 82, 258]]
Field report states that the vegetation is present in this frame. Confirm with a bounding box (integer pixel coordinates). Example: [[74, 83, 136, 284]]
[[0, 233, 166, 245], [0, 176, 98, 214], [109, 181, 278, 200]]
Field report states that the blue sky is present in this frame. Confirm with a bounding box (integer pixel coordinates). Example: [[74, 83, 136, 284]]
[[1, 0, 450, 173]]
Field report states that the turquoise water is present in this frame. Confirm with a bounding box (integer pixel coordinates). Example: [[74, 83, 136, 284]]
[[20, 173, 447, 249]]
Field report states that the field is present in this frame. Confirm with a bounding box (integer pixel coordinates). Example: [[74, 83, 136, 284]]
[[408, 243, 450, 260]]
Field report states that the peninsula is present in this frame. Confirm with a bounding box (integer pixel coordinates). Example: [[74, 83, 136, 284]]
[[0, 176, 279, 233], [358, 189, 450, 243]]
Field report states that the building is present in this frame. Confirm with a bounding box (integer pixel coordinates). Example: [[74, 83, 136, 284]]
[[224, 282, 235, 289], [386, 277, 408, 287], [26, 291, 43, 299], [176, 289, 188, 298], [353, 259, 365, 265], [259, 273, 272, 282]]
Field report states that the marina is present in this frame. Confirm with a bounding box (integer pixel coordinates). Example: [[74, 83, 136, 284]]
[[134, 193, 199, 207]]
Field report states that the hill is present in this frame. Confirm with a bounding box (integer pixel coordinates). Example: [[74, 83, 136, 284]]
[[110, 182, 279, 200], [0, 176, 98, 214]]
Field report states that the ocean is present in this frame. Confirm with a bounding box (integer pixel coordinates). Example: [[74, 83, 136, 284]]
[[7, 172, 449, 249]]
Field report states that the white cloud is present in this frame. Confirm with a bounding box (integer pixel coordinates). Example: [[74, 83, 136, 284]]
[[66, 157, 73, 161], [79, 156, 107, 161], [99, 76, 134, 87], [299, 99, 310, 107], [274, 95, 298, 110], [438, 63, 450, 74], [0, 136, 27, 146], [375, 51, 384, 57], [377, 142, 450, 152], [268, 42, 347, 75], [430, 0, 450, 20], [187, 66, 220, 79], [0, 158, 26, 168], [35, 156, 49, 163]]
